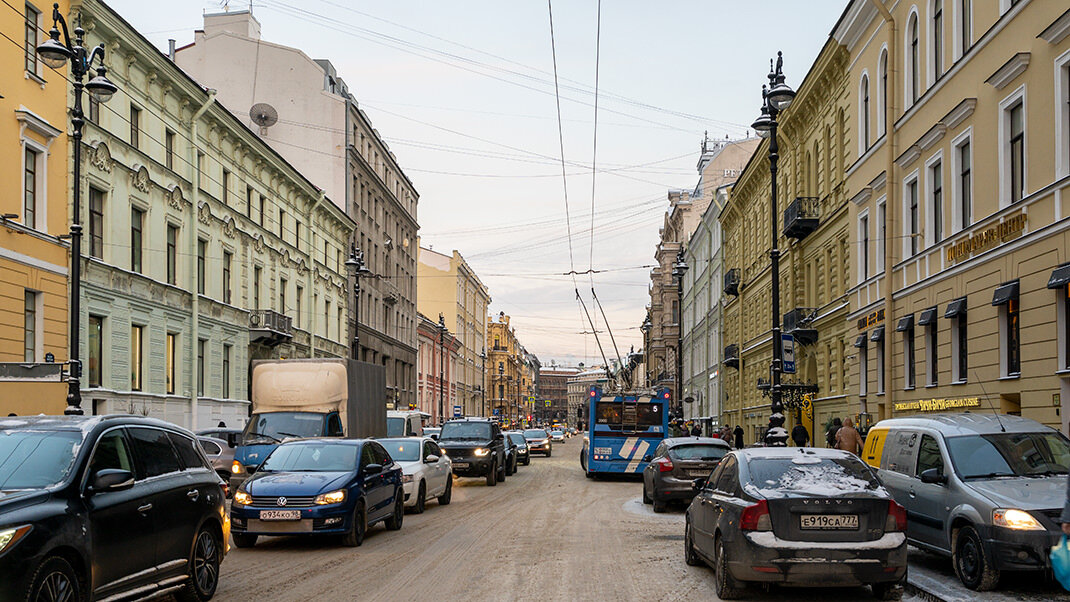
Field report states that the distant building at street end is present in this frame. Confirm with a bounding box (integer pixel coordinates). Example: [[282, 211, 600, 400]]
[[537, 365, 580, 424], [416, 312, 461, 425], [176, 8, 419, 410], [567, 366, 608, 428], [485, 311, 537, 425], [417, 246, 491, 418]]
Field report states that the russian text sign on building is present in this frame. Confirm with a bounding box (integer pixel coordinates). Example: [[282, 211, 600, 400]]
[[893, 397, 982, 413], [945, 213, 1026, 263]]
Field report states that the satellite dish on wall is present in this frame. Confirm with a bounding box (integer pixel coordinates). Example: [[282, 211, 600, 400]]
[[249, 103, 278, 135]]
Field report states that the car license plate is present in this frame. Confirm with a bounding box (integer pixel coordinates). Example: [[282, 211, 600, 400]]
[[259, 510, 301, 521], [800, 514, 859, 529], [594, 447, 612, 455], [689, 470, 710, 477], [453, 462, 470, 469]]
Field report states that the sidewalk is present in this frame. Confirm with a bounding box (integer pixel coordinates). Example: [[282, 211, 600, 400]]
[[906, 546, 1070, 602]]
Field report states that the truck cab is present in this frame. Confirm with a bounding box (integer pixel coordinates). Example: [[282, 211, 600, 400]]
[[387, 410, 425, 438], [230, 410, 345, 490]]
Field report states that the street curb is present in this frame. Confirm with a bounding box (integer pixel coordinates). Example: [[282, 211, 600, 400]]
[[904, 575, 951, 602]]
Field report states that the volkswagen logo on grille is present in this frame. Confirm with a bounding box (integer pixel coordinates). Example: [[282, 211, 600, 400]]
[[276, 497, 287, 507]]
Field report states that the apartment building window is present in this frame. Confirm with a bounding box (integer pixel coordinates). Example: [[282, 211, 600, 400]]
[[25, 3, 39, 73], [930, 159, 943, 244], [295, 285, 303, 328], [88, 315, 103, 387], [954, 134, 972, 231], [87, 95, 99, 123], [860, 74, 871, 151], [1008, 100, 1025, 204], [246, 186, 253, 217], [908, 12, 920, 105], [166, 224, 178, 285], [899, 315, 916, 389], [258, 195, 265, 226], [295, 219, 302, 250], [197, 339, 206, 397], [197, 238, 207, 295], [876, 199, 886, 273], [197, 152, 205, 190], [23, 290, 38, 361], [165, 130, 175, 170], [906, 176, 920, 256], [671, 300, 679, 325], [253, 266, 261, 310], [223, 251, 232, 304], [993, 281, 1020, 377], [130, 208, 144, 274], [222, 169, 231, 204], [932, 0, 944, 82], [166, 332, 177, 395], [23, 147, 39, 228], [927, 320, 938, 387], [947, 298, 967, 383], [874, 329, 885, 395], [325, 300, 332, 339], [878, 49, 888, 137], [1064, 283, 1070, 371], [278, 208, 286, 240], [956, 0, 972, 58], [222, 345, 232, 398], [859, 212, 869, 282], [280, 277, 287, 314], [130, 324, 144, 391], [129, 105, 140, 150], [857, 337, 868, 397]]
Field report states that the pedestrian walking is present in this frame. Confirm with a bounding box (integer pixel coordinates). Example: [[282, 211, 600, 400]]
[[835, 417, 865, 455], [733, 425, 744, 449], [690, 423, 702, 437], [826, 417, 842, 448], [791, 423, 810, 447], [720, 425, 732, 441]]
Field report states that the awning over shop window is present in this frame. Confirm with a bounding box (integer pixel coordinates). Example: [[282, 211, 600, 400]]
[[896, 315, 914, 332], [870, 326, 885, 342], [944, 297, 967, 318], [991, 281, 1019, 306], [918, 308, 938, 326], [854, 334, 867, 348], [1048, 264, 1070, 289]]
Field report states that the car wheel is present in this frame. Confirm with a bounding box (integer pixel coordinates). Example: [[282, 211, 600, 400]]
[[414, 481, 426, 514], [524, 457, 530, 466], [486, 462, 497, 486], [505, 456, 514, 476], [231, 533, 257, 548], [512, 456, 519, 473], [870, 580, 904, 600], [498, 459, 507, 482], [437, 475, 453, 505], [385, 491, 404, 531], [546, 449, 552, 457], [26, 556, 82, 602], [684, 521, 702, 567], [953, 525, 999, 591], [714, 536, 744, 600], [642, 481, 652, 504], [341, 501, 365, 547], [652, 497, 667, 513], [176, 527, 220, 602]]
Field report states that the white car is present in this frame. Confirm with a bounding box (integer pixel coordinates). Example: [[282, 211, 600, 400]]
[[550, 430, 566, 442], [380, 436, 453, 513]]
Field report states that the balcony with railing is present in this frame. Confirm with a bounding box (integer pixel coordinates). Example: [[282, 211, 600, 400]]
[[249, 309, 293, 346], [724, 268, 740, 297], [723, 344, 739, 369], [783, 196, 820, 240], [783, 307, 818, 345], [379, 277, 399, 305]]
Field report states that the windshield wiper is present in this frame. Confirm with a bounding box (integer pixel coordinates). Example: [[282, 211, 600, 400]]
[[964, 472, 1016, 479], [243, 431, 280, 443], [276, 431, 301, 439], [1026, 470, 1067, 477]]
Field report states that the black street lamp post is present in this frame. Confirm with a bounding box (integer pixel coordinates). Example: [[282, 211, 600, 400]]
[[750, 52, 797, 419], [345, 245, 371, 360], [671, 250, 688, 418], [438, 313, 446, 425], [36, 3, 117, 416], [479, 347, 486, 418]]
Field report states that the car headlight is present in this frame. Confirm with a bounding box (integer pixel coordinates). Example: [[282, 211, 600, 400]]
[[440, 449, 448, 456], [0, 525, 31, 554], [474, 448, 490, 456], [993, 508, 1044, 530], [231, 460, 244, 474], [401, 474, 413, 483], [233, 491, 252, 506], [315, 490, 347, 505]]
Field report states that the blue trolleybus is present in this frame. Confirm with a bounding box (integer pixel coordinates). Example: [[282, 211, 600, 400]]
[[581, 386, 670, 476]]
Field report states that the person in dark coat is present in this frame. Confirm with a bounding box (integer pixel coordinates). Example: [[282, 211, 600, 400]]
[[690, 424, 702, 437], [826, 417, 842, 448], [733, 425, 744, 449], [791, 423, 810, 447]]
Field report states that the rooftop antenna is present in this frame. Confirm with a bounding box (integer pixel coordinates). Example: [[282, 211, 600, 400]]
[[973, 370, 1006, 432]]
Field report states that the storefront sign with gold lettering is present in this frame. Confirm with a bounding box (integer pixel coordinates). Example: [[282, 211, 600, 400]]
[[856, 308, 885, 331], [945, 213, 1026, 263], [893, 397, 982, 413]]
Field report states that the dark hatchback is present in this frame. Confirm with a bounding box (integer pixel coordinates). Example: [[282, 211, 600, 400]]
[[229, 439, 404, 548], [642, 436, 731, 512], [438, 419, 507, 486], [0, 415, 227, 602], [507, 432, 530, 466], [685, 447, 907, 600]]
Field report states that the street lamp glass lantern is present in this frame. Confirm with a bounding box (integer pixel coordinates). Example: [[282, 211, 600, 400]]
[[85, 71, 118, 103], [751, 108, 773, 135], [36, 35, 71, 69], [768, 83, 796, 111]]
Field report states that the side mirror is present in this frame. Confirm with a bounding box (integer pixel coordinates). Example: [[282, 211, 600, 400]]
[[430, 434, 438, 440], [89, 469, 134, 494], [495, 433, 504, 440], [642, 454, 653, 462], [363, 463, 383, 476], [919, 467, 947, 485], [424, 455, 440, 464], [692, 477, 706, 491]]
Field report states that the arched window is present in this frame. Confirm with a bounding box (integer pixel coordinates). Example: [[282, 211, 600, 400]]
[[825, 125, 833, 192], [908, 11, 920, 104], [932, 0, 944, 81], [878, 48, 888, 137], [860, 73, 871, 151], [837, 108, 846, 175], [812, 141, 820, 196]]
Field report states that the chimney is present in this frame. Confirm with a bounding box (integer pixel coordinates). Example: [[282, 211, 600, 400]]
[[168, 39, 176, 61]]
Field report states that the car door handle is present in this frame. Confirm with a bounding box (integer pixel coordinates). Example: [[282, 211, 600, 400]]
[[186, 489, 200, 501], [908, 488, 916, 498], [137, 503, 153, 513]]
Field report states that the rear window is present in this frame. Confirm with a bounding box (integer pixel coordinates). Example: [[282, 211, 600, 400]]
[[747, 455, 882, 498], [508, 434, 526, 445], [380, 439, 420, 462], [669, 444, 728, 461]]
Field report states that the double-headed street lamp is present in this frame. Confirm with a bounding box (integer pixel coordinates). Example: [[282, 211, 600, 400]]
[[438, 313, 447, 425], [479, 347, 486, 418], [750, 52, 796, 418], [36, 3, 117, 416], [671, 250, 688, 418], [345, 245, 372, 361]]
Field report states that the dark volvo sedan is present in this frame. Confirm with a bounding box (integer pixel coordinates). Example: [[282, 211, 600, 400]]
[[685, 447, 907, 600], [230, 439, 404, 548], [0, 415, 227, 602]]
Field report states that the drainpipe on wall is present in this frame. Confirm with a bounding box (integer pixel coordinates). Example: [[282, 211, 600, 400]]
[[188, 90, 216, 430], [868, 0, 896, 422], [307, 190, 325, 359]]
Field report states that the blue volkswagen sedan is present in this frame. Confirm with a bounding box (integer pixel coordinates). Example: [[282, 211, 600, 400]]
[[229, 438, 404, 547]]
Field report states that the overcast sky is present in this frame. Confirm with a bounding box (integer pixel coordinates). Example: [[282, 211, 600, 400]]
[[106, 0, 845, 367]]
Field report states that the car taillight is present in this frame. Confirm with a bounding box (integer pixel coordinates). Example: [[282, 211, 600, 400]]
[[655, 457, 674, 472], [885, 500, 907, 532], [740, 500, 771, 531], [221, 482, 230, 498]]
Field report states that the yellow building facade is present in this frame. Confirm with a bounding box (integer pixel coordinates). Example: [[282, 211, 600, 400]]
[[839, 0, 1070, 430], [486, 311, 523, 424], [720, 38, 853, 445], [0, 1, 71, 413]]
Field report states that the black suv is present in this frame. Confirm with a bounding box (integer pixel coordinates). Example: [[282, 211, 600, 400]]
[[437, 418, 507, 486], [0, 415, 227, 602]]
